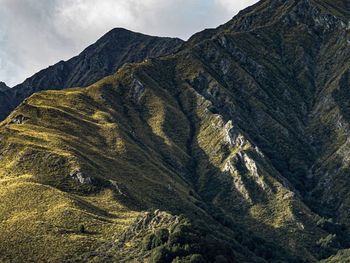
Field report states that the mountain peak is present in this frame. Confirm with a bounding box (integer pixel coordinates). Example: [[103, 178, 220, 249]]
[[224, 0, 349, 32], [103, 27, 177, 39], [186, 0, 348, 49], [0, 82, 9, 92], [90, 27, 183, 53], [101, 27, 149, 39], [0, 30, 183, 121]]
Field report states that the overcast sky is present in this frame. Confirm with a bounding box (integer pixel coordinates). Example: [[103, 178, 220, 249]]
[[0, 0, 258, 87]]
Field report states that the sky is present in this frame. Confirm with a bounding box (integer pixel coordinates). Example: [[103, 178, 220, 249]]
[[0, 0, 258, 87]]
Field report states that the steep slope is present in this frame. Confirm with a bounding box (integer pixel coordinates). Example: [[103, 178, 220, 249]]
[[0, 82, 11, 131], [0, 0, 350, 262], [0, 28, 183, 120], [0, 82, 9, 92], [0, 66, 288, 263], [0, 60, 311, 262]]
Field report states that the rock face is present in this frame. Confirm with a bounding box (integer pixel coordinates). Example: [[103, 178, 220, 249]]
[[0, 28, 183, 120], [0, 0, 350, 262]]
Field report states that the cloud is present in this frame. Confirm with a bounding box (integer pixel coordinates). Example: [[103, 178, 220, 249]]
[[0, 0, 258, 86], [215, 0, 258, 12]]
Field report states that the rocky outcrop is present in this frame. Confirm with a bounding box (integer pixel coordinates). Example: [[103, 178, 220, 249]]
[[9, 114, 29, 125], [69, 170, 93, 185], [121, 210, 180, 240]]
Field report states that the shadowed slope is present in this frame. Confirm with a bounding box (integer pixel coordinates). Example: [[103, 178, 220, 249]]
[[0, 82, 9, 92], [0, 0, 350, 262]]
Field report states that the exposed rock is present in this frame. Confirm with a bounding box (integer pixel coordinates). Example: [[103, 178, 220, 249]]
[[9, 114, 29, 124], [109, 180, 126, 196], [129, 78, 145, 104], [223, 159, 252, 202], [70, 170, 92, 185], [242, 152, 267, 191], [130, 210, 180, 233]]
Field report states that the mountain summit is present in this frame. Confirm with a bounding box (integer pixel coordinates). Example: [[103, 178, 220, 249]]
[[0, 0, 350, 262], [0, 82, 9, 92], [0, 29, 183, 120]]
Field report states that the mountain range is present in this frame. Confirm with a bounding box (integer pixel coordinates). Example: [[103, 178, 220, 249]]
[[0, 0, 350, 262]]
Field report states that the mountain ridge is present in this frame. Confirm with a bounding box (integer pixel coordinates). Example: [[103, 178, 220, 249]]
[[0, 28, 183, 121], [0, 82, 9, 92], [0, 0, 350, 262]]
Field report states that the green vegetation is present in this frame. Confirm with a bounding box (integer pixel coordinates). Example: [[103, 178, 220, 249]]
[[0, 0, 349, 262], [143, 229, 170, 250]]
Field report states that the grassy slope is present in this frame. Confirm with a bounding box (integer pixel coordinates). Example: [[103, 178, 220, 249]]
[[0, 180, 137, 262], [0, 0, 349, 262], [0, 55, 318, 262]]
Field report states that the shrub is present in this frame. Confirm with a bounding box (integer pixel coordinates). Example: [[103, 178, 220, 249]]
[[317, 217, 346, 235], [156, 228, 170, 243], [316, 234, 337, 249], [143, 229, 170, 250], [188, 254, 206, 263], [173, 254, 206, 263], [150, 246, 172, 263], [79, 224, 85, 233]]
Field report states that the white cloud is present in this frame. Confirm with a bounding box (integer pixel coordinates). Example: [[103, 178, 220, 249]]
[[215, 0, 257, 12], [0, 0, 258, 87]]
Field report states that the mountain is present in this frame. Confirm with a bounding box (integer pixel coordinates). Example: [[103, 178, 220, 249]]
[[0, 82, 11, 128], [0, 82, 9, 92], [0, 28, 183, 120], [1, 0, 350, 262]]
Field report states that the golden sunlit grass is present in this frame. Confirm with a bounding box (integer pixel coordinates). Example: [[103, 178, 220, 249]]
[[0, 175, 138, 262], [0, 53, 327, 261], [0, 64, 195, 262]]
